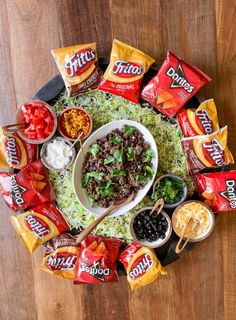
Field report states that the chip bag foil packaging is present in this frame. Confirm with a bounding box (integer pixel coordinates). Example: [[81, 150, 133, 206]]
[[0, 127, 38, 171], [98, 39, 155, 104], [181, 126, 234, 174], [177, 99, 220, 137], [74, 235, 122, 284], [51, 43, 103, 97], [119, 242, 166, 290], [141, 51, 211, 117], [0, 160, 55, 211], [40, 233, 78, 279], [10, 202, 70, 254], [195, 170, 236, 212]]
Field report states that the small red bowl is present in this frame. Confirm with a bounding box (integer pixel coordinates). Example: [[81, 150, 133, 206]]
[[58, 107, 93, 141], [16, 100, 57, 144]]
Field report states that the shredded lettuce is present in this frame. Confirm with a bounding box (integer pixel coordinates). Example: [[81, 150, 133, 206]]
[[49, 90, 195, 241]]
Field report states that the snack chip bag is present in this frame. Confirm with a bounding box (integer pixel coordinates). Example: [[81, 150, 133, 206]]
[[0, 159, 55, 211], [10, 202, 70, 254], [51, 43, 103, 97], [74, 235, 122, 284], [141, 51, 211, 117], [0, 127, 38, 171], [119, 242, 166, 290], [98, 39, 155, 103], [181, 126, 234, 174], [40, 233, 78, 279], [195, 170, 236, 212], [177, 99, 220, 137]]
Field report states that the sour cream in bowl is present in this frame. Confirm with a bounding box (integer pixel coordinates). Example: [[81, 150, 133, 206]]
[[40, 137, 75, 171]]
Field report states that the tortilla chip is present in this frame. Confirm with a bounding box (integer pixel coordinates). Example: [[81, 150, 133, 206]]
[[202, 191, 216, 200], [95, 241, 108, 255], [162, 99, 177, 109], [30, 173, 45, 181], [156, 88, 173, 104], [87, 240, 98, 251], [31, 180, 47, 192], [204, 199, 214, 207]]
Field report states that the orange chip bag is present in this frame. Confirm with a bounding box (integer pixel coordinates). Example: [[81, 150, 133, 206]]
[[181, 126, 234, 174], [10, 202, 70, 254], [40, 233, 79, 280], [51, 43, 103, 97], [119, 242, 166, 290], [98, 39, 155, 103], [178, 99, 220, 137]]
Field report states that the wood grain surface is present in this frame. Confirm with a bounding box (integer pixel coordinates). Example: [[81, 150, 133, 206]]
[[0, 0, 236, 319]]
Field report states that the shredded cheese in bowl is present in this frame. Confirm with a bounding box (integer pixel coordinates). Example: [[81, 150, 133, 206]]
[[172, 201, 214, 240]]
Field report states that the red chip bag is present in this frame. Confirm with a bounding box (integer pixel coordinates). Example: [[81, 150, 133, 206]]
[[10, 202, 70, 253], [40, 233, 78, 279], [141, 51, 211, 117], [0, 160, 55, 211], [195, 170, 236, 212], [74, 236, 122, 284]]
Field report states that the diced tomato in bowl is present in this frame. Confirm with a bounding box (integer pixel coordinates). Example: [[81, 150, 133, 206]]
[[16, 100, 57, 144]]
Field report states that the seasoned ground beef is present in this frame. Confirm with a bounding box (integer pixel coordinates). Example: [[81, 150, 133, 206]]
[[82, 125, 154, 207]]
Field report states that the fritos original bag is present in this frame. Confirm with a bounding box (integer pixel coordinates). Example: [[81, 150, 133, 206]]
[[181, 126, 234, 174], [0, 127, 38, 171], [141, 51, 211, 117], [98, 39, 155, 103], [195, 170, 236, 212], [41, 233, 78, 279], [51, 43, 103, 97], [177, 99, 220, 137], [0, 160, 55, 211], [119, 242, 166, 290], [74, 236, 122, 284], [10, 202, 70, 254]]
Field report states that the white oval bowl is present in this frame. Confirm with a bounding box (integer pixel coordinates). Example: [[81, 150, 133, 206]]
[[72, 120, 158, 217]]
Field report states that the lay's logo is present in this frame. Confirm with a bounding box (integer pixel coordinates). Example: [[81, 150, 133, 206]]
[[65, 48, 96, 77], [129, 253, 153, 280], [46, 252, 77, 271], [202, 138, 226, 167], [24, 214, 50, 238], [113, 61, 143, 78]]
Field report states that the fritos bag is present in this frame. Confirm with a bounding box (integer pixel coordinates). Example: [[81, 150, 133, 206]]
[[98, 39, 155, 103], [119, 242, 166, 290], [74, 236, 122, 284], [141, 51, 211, 117], [0, 127, 38, 171], [181, 126, 234, 174], [41, 233, 78, 279], [51, 43, 103, 97], [10, 202, 70, 254], [177, 99, 220, 137], [195, 170, 236, 212], [0, 159, 55, 211]]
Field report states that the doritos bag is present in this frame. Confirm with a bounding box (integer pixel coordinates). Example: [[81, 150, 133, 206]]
[[177, 99, 220, 137], [119, 242, 166, 290], [74, 236, 122, 284], [195, 170, 236, 212], [181, 126, 234, 174], [141, 51, 211, 117], [0, 127, 38, 171], [0, 159, 55, 211], [10, 202, 70, 254], [98, 39, 155, 103], [40, 233, 78, 279], [51, 43, 103, 97]]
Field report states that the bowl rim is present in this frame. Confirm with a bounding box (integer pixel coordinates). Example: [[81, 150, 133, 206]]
[[130, 206, 173, 248], [152, 173, 188, 209], [40, 136, 76, 172], [58, 106, 93, 141], [172, 200, 215, 242], [16, 99, 57, 144]]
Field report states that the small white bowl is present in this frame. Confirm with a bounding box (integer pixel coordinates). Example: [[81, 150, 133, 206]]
[[130, 206, 172, 249]]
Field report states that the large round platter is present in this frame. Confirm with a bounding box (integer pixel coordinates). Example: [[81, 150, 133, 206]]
[[73, 120, 158, 217]]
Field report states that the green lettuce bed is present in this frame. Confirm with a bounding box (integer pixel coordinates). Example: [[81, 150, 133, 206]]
[[48, 90, 194, 241]]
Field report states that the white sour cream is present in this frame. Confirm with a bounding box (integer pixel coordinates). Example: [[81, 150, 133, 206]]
[[44, 139, 73, 170]]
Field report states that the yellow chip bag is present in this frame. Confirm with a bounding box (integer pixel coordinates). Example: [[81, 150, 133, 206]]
[[119, 242, 166, 290], [178, 99, 220, 137], [181, 126, 234, 174], [51, 43, 103, 97]]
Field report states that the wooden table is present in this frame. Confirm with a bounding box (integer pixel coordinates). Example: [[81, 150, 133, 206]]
[[0, 1, 235, 319]]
